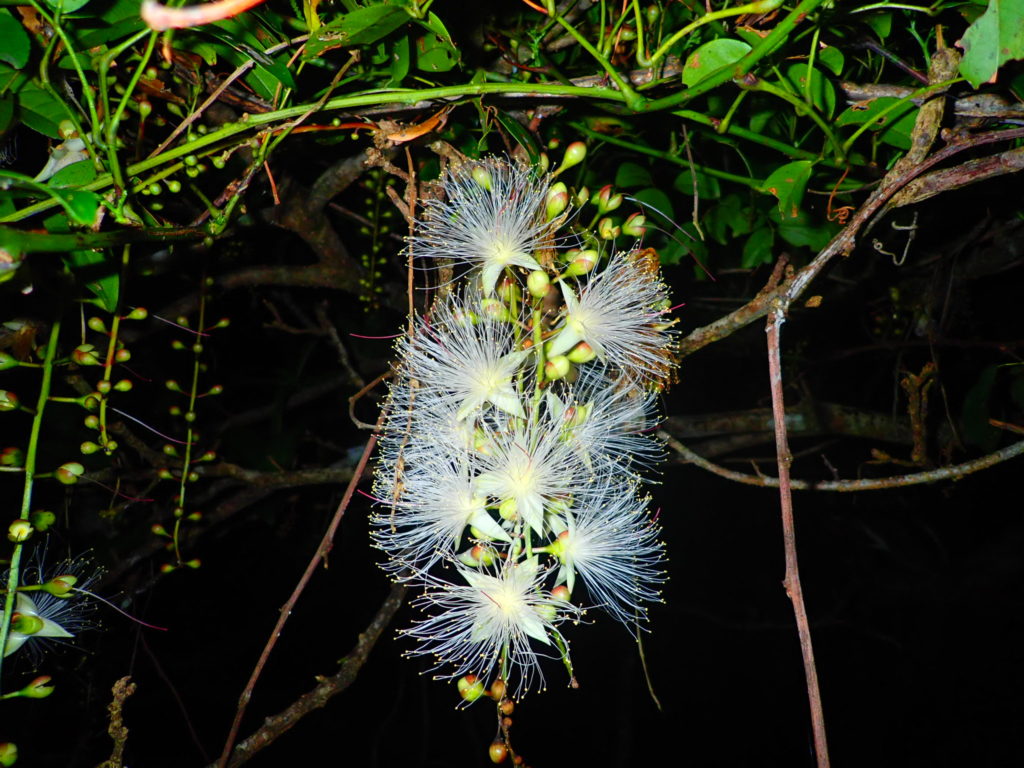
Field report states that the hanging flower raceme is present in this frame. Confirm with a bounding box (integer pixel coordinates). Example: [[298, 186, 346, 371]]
[[372, 155, 680, 702]]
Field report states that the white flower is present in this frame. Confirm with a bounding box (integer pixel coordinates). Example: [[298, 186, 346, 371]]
[[413, 159, 556, 295], [546, 249, 678, 387], [550, 484, 666, 633], [398, 291, 528, 421], [474, 416, 587, 537], [1, 592, 73, 657], [404, 557, 577, 697], [372, 456, 510, 576], [548, 364, 663, 478]]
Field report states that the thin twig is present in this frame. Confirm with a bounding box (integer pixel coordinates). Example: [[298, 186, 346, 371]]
[[216, 419, 382, 767], [765, 303, 830, 768]]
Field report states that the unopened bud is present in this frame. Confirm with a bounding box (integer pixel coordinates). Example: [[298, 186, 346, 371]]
[[597, 217, 621, 240], [567, 342, 598, 364], [20, 676, 54, 699], [563, 251, 598, 277], [55, 462, 84, 485], [497, 278, 521, 304], [71, 344, 102, 366], [498, 497, 518, 521], [0, 353, 18, 371], [622, 212, 647, 237], [42, 574, 77, 596], [472, 165, 492, 191], [546, 182, 569, 220], [556, 141, 587, 175], [458, 674, 486, 702], [526, 270, 550, 299], [0, 391, 19, 411], [0, 447, 23, 467], [552, 584, 571, 601], [489, 741, 508, 764], [0, 743, 16, 766], [593, 185, 623, 214], [480, 298, 511, 322], [489, 678, 506, 700], [126, 307, 148, 320], [10, 613, 44, 635], [30, 510, 55, 531], [87, 316, 107, 333], [545, 355, 571, 381]]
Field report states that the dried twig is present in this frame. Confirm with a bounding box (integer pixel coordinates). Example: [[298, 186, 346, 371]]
[[95, 676, 137, 768]]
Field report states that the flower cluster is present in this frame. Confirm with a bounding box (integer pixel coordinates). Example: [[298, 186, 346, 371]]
[[372, 157, 678, 700]]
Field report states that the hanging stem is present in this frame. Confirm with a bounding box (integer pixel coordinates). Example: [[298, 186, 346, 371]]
[[765, 295, 830, 768]]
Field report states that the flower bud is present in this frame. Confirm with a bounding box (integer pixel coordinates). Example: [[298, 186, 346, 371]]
[[480, 298, 511, 322], [622, 212, 647, 237], [87, 316, 107, 333], [526, 270, 550, 299], [546, 182, 569, 221], [114, 379, 133, 392], [489, 741, 508, 764], [567, 342, 598, 364], [0, 447, 23, 467], [80, 441, 100, 455], [126, 307, 148, 320], [556, 141, 587, 176], [544, 355, 571, 381], [537, 152, 550, 174], [30, 510, 55, 532], [41, 574, 77, 596], [575, 186, 589, 206], [8, 520, 33, 542], [498, 497, 518, 522], [0, 391, 19, 411], [458, 675, 486, 702], [562, 251, 598, 277], [593, 185, 623, 214], [489, 678, 506, 700], [551, 584, 571, 601], [597, 217, 621, 240], [472, 165, 493, 191], [0, 353, 18, 371], [10, 613, 44, 635], [0, 742, 17, 766], [20, 676, 54, 699], [500, 698, 515, 715], [115, 348, 131, 362], [96, 380, 112, 395], [497, 278, 521, 304], [55, 462, 85, 485], [71, 344, 102, 366]]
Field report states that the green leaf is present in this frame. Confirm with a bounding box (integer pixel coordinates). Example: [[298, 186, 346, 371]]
[[386, 35, 411, 86], [17, 82, 65, 138], [682, 39, 751, 87], [704, 194, 753, 244], [492, 109, 541, 164], [784, 64, 835, 118], [764, 160, 813, 219], [673, 167, 721, 200], [742, 226, 774, 268], [862, 11, 892, 40], [62, 249, 119, 312], [47, 159, 98, 188], [0, 10, 30, 70], [0, 93, 14, 136], [959, 0, 1024, 88], [771, 207, 835, 250], [818, 46, 844, 76], [43, 0, 92, 13], [56, 190, 101, 226], [615, 162, 652, 189], [414, 32, 459, 73], [305, 4, 410, 59], [836, 97, 917, 150]]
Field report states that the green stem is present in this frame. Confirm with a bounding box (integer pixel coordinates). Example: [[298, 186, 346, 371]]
[[0, 224, 208, 254], [641, 0, 827, 113], [0, 320, 61, 685], [739, 76, 846, 162], [648, 0, 785, 64]]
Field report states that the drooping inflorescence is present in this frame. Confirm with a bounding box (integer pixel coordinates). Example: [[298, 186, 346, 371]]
[[372, 155, 678, 701]]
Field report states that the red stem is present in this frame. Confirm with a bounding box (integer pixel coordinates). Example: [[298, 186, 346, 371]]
[[766, 302, 830, 768]]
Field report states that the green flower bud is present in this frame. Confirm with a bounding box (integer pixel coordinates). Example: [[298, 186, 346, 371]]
[[622, 212, 647, 238], [80, 441, 100, 455], [526, 270, 550, 299], [96, 380, 112, 395], [30, 510, 55, 531], [0, 391, 19, 411], [471, 165, 492, 191], [562, 250, 598, 277], [0, 742, 16, 766], [546, 182, 569, 221], [115, 348, 131, 362], [498, 497, 518, 521], [10, 613, 43, 635], [0, 447, 23, 467], [72, 344, 102, 366], [480, 298, 511, 322], [597, 217, 621, 240], [458, 674, 486, 702], [567, 341, 598, 364], [55, 462, 85, 485], [545, 355, 571, 381], [556, 141, 587, 176], [0, 352, 19, 371], [126, 307, 148, 320], [593, 185, 623, 214], [41, 574, 76, 596]]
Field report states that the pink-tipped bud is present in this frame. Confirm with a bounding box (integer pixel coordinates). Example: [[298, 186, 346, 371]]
[[526, 270, 551, 299], [575, 186, 589, 206], [0, 391, 20, 411], [593, 185, 623, 214], [8, 520, 32, 543], [567, 341, 598, 364], [71, 344, 102, 366], [0, 447, 23, 467], [96, 380, 112, 395], [556, 141, 587, 175], [537, 152, 550, 174], [55, 462, 84, 485], [114, 379, 133, 392], [126, 307, 148, 320], [622, 212, 647, 238], [500, 698, 515, 715], [498, 497, 518, 521], [563, 255, 597, 278], [42, 574, 77, 596], [546, 182, 569, 221], [10, 612, 44, 635], [597, 217, 621, 240], [480, 298, 511, 322], [545, 355, 571, 381], [0, 743, 17, 766], [21, 676, 54, 699], [551, 584, 571, 601], [489, 678, 506, 700], [458, 674, 486, 702], [115, 348, 131, 363], [87, 316, 107, 333]]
